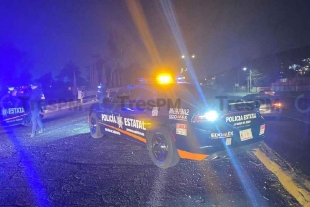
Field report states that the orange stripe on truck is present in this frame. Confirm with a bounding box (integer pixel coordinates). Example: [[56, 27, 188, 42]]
[[177, 150, 208, 161], [101, 122, 208, 161], [100, 122, 146, 143]]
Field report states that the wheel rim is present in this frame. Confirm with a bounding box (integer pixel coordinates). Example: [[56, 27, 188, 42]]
[[151, 133, 169, 162], [90, 117, 97, 134]]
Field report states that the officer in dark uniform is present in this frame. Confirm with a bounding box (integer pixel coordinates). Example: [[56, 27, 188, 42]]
[[29, 81, 46, 137], [2, 89, 20, 108], [97, 82, 106, 103]]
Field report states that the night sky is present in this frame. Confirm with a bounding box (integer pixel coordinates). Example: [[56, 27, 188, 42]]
[[1, 0, 310, 79]]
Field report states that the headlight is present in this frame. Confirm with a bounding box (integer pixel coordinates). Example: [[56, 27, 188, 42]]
[[202, 110, 219, 121], [194, 110, 219, 122]]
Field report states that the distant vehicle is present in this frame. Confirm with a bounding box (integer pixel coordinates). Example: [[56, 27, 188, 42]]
[[259, 89, 275, 95], [0, 86, 44, 127], [242, 94, 282, 119], [88, 74, 266, 169]]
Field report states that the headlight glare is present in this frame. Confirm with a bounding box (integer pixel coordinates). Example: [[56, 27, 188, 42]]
[[197, 110, 219, 122]]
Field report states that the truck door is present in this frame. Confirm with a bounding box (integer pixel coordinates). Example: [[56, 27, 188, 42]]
[[118, 86, 157, 141], [100, 86, 136, 138], [1, 96, 26, 126]]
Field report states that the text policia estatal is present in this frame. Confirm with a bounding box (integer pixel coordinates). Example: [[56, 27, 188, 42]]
[[101, 114, 146, 130], [225, 113, 257, 122]]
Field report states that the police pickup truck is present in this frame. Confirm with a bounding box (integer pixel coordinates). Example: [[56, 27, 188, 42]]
[[0, 86, 43, 127], [88, 75, 266, 168]]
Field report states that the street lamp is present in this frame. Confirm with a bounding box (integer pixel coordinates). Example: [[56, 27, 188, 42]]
[[238, 68, 247, 87], [181, 54, 196, 59], [181, 55, 195, 79], [243, 67, 253, 93]]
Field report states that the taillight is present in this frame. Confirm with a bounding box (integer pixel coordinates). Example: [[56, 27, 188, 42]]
[[273, 102, 282, 108]]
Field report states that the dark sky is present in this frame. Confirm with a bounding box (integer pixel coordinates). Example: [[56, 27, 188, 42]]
[[1, 0, 310, 79]]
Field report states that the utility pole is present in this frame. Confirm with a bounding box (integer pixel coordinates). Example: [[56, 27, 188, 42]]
[[249, 70, 252, 93], [296, 72, 299, 91], [240, 67, 247, 92]]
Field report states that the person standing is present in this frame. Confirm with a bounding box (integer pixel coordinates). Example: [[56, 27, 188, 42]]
[[97, 82, 106, 103], [29, 81, 46, 137]]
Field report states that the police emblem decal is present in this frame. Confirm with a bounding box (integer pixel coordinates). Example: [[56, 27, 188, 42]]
[[1, 108, 7, 117], [152, 107, 159, 116], [116, 114, 123, 128]]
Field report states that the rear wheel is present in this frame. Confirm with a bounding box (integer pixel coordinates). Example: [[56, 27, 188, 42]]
[[89, 112, 103, 138], [147, 126, 180, 169]]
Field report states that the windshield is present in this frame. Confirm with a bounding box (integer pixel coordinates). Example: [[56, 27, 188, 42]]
[[1, 0, 310, 206]]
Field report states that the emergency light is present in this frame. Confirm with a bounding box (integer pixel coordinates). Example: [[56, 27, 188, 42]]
[[177, 76, 186, 83], [157, 74, 172, 84], [138, 73, 188, 85], [139, 76, 172, 84]]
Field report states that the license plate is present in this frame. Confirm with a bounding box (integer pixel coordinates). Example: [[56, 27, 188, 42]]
[[259, 124, 265, 135], [226, 138, 232, 146], [239, 129, 253, 141]]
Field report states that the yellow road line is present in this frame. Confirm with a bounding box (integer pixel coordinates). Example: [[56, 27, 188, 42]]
[[254, 148, 310, 206], [283, 115, 310, 125]]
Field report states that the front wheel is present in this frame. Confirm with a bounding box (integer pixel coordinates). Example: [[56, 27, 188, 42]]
[[89, 112, 103, 138], [147, 126, 180, 169]]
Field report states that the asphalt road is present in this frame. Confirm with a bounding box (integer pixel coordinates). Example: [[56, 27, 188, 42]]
[[0, 108, 303, 207], [264, 115, 310, 176]]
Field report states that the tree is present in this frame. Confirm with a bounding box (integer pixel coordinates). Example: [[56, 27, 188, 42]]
[[105, 28, 124, 87], [250, 69, 265, 86], [56, 61, 86, 86], [37, 72, 54, 89], [0, 43, 33, 88], [301, 58, 310, 77], [92, 54, 108, 87], [127, 63, 142, 85]]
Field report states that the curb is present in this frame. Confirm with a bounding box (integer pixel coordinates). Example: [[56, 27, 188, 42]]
[[254, 143, 310, 206]]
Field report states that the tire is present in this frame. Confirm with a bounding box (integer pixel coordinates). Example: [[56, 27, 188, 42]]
[[89, 112, 103, 138], [147, 126, 180, 169]]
